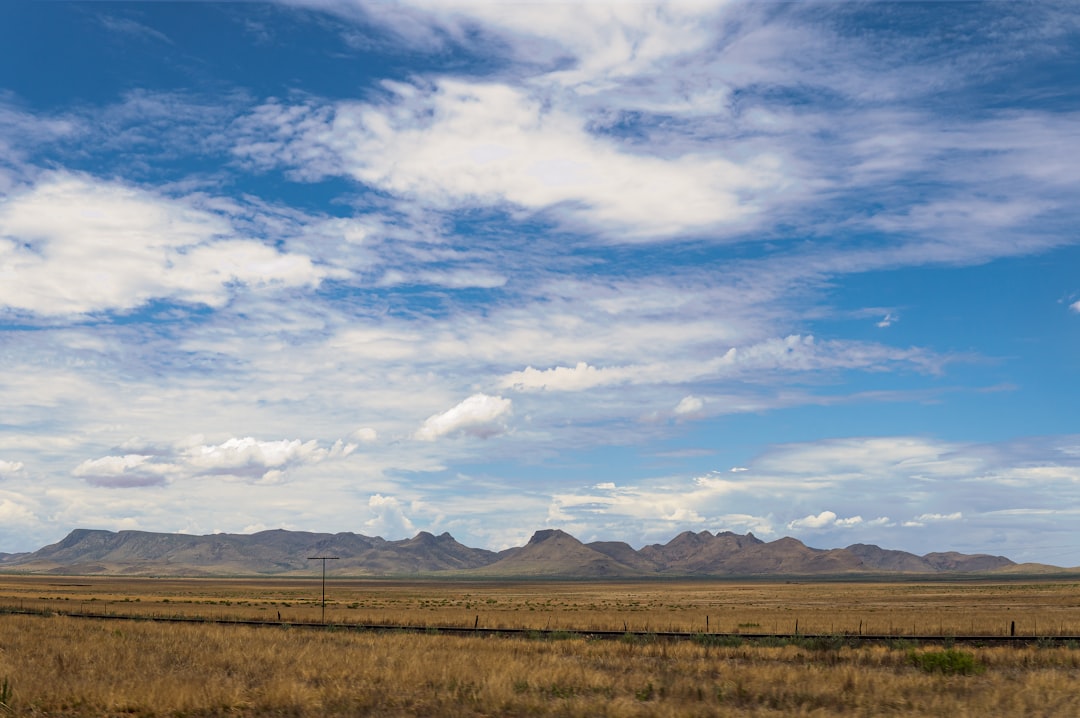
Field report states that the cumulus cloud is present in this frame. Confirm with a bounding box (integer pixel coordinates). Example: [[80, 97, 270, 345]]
[[787, 510, 838, 530], [0, 497, 37, 526], [415, 393, 512, 441], [0, 460, 24, 475], [3, 1, 1079, 561], [784, 511, 883, 531], [73, 454, 176, 488], [0, 172, 327, 315], [184, 437, 327, 473], [364, 494, 416, 538], [73, 435, 357, 486], [501, 362, 608, 392], [350, 428, 378, 443]]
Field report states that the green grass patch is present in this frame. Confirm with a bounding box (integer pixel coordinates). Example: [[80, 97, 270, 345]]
[[908, 649, 985, 675]]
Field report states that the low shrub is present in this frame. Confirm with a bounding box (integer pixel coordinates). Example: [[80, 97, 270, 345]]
[[908, 649, 985, 675]]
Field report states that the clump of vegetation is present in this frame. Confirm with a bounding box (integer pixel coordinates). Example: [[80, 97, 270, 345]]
[[0, 676, 12, 713], [909, 648, 985, 675], [634, 681, 656, 701], [693, 633, 744, 648]]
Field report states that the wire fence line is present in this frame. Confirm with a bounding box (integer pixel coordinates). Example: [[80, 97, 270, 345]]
[[2, 604, 1077, 647]]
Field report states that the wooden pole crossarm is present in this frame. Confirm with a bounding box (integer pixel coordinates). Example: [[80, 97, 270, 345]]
[[307, 556, 340, 623]]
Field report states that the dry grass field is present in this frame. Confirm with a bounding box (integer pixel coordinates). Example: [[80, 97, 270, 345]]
[[1, 576, 1079, 716], [3, 576, 1080, 636]]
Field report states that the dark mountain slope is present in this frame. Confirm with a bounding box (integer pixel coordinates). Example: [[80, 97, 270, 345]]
[[472, 529, 646, 577], [1, 526, 1037, 577]]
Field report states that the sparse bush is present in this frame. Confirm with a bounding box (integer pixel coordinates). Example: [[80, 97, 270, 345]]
[[693, 633, 744, 647], [909, 649, 985, 675], [620, 631, 649, 645], [800, 634, 851, 651]]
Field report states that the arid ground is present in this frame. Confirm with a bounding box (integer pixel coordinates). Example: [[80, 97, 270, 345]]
[[1, 576, 1078, 716]]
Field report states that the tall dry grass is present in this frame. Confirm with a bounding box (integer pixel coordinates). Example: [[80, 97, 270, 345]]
[[1, 613, 1080, 716], [3, 577, 1079, 637]]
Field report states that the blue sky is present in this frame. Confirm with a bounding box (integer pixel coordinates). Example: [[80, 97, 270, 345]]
[[1, 1, 1079, 565]]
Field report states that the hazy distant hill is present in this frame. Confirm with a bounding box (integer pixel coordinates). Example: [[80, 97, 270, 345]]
[[472, 529, 651, 577], [0, 527, 1042, 577], [4, 528, 496, 576]]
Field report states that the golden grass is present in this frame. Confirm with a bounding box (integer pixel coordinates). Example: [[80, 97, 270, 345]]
[[1, 577, 1079, 716], [2, 614, 1080, 716], [2, 576, 1079, 636]]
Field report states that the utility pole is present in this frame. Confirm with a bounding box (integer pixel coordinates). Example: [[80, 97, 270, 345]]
[[307, 556, 339, 623]]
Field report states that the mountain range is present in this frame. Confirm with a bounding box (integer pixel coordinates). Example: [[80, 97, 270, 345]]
[[0, 527, 1065, 577]]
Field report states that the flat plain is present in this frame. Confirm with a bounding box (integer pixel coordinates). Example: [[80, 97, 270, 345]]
[[1, 575, 1079, 716]]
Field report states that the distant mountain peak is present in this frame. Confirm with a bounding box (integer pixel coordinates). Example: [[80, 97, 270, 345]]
[[527, 529, 577, 545], [0, 526, 1041, 577]]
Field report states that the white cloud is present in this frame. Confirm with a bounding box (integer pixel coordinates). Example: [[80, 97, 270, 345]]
[[364, 494, 416, 538], [291, 0, 723, 91], [234, 78, 790, 240], [350, 428, 378, 443], [74, 454, 158, 476], [753, 437, 982, 479], [674, 395, 705, 416], [499, 335, 942, 393], [72, 436, 353, 487], [1, 2, 1078, 564], [99, 15, 173, 45], [914, 512, 963, 523], [0, 460, 23, 475], [184, 437, 327, 473], [415, 393, 512, 441], [0, 172, 327, 315], [785, 512, 869, 531], [501, 362, 607, 392], [377, 268, 507, 290], [0, 497, 37, 526], [73, 454, 176, 488], [787, 510, 838, 530]]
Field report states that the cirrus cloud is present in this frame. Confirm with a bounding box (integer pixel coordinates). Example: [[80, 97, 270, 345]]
[[233, 78, 790, 241]]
